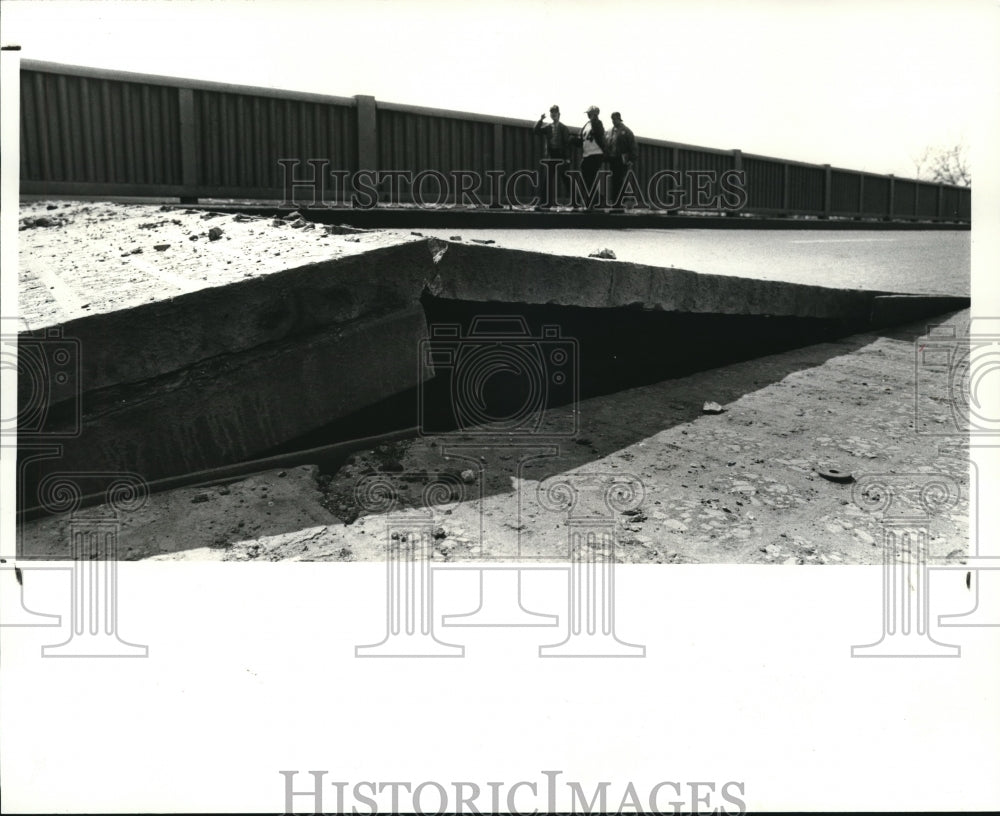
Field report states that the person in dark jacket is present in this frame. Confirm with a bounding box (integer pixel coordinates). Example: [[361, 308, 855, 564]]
[[605, 111, 638, 208], [534, 104, 571, 208]]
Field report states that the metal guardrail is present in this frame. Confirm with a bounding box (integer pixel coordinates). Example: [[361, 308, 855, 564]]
[[18, 59, 971, 221]]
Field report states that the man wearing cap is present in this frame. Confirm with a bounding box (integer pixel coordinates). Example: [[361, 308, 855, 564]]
[[573, 105, 606, 208], [534, 105, 571, 208], [605, 111, 638, 208]]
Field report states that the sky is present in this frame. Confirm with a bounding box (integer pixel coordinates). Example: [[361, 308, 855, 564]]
[[1, 0, 996, 179]]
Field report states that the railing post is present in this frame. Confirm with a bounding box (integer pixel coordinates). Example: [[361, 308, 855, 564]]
[[354, 94, 378, 203], [492, 122, 505, 208], [668, 146, 681, 214], [726, 149, 742, 216], [886, 173, 895, 221], [782, 163, 790, 215], [821, 163, 832, 219], [178, 88, 198, 204]]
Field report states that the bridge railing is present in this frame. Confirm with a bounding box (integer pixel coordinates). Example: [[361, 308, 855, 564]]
[[18, 59, 971, 221]]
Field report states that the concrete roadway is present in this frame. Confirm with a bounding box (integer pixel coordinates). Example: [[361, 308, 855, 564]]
[[418, 228, 971, 297]]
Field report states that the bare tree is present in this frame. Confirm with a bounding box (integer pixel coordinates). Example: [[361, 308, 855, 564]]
[[913, 143, 971, 186]]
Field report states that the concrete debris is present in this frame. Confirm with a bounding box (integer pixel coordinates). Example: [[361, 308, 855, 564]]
[[853, 529, 876, 545], [153, 243, 170, 251], [20, 215, 63, 230], [818, 467, 854, 483], [588, 247, 616, 259], [470, 238, 496, 245], [460, 469, 476, 484], [208, 226, 224, 241], [427, 237, 449, 264], [702, 401, 725, 414]]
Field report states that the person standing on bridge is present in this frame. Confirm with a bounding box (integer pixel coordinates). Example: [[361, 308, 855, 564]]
[[533, 104, 571, 209], [605, 111, 637, 210], [572, 105, 606, 209]]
